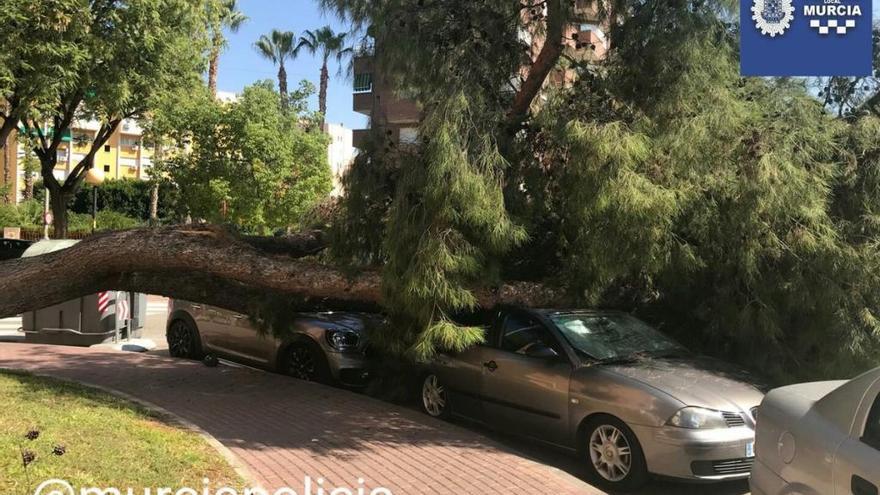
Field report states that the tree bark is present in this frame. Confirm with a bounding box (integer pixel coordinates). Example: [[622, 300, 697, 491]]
[[0, 225, 568, 319], [278, 63, 289, 111], [508, 0, 567, 127], [319, 61, 329, 126], [1, 142, 9, 204], [22, 169, 33, 201], [48, 186, 71, 239], [149, 182, 159, 226], [208, 40, 221, 98]]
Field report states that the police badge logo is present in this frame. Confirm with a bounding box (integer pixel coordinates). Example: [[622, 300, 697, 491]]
[[751, 0, 795, 37]]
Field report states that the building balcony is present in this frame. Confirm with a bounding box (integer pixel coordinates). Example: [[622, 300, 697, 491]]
[[354, 92, 373, 116], [352, 129, 370, 149]]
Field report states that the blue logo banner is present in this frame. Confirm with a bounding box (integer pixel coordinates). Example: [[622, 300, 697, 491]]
[[741, 0, 872, 76]]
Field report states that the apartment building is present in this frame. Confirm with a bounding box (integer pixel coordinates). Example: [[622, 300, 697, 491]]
[[1, 119, 156, 203], [350, 0, 608, 150], [324, 122, 355, 197], [351, 41, 421, 150]]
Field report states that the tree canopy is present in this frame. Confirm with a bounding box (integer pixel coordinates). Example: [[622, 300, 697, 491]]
[[153, 81, 332, 233], [317, 0, 880, 379]]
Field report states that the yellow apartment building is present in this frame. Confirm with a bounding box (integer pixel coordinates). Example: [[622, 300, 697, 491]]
[[1, 119, 156, 203]]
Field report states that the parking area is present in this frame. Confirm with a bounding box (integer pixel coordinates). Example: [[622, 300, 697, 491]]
[[0, 297, 751, 494]]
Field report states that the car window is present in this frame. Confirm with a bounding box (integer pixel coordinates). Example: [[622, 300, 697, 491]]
[[500, 314, 556, 355], [863, 392, 880, 450]]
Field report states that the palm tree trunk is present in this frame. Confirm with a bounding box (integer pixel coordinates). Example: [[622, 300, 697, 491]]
[[278, 63, 289, 111], [208, 36, 222, 97], [22, 170, 33, 201], [319, 61, 329, 126], [149, 182, 159, 226], [2, 143, 10, 204]]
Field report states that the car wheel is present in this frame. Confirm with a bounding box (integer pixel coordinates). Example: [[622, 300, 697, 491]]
[[166, 319, 203, 360], [285, 341, 332, 384], [421, 373, 450, 419], [583, 415, 648, 491]]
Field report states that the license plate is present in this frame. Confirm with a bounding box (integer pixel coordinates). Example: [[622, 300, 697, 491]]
[[746, 442, 755, 458]]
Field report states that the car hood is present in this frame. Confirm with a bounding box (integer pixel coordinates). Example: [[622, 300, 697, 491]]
[[601, 356, 766, 412], [307, 312, 380, 335]]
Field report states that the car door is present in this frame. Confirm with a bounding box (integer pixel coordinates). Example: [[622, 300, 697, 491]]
[[199, 306, 270, 364], [436, 341, 487, 420], [480, 310, 573, 447], [833, 377, 880, 495]]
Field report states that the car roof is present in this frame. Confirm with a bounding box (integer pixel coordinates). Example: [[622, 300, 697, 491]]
[[527, 308, 629, 317]]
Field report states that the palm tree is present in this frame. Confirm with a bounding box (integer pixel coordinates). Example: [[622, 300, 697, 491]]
[[297, 26, 352, 126], [254, 29, 297, 110], [207, 0, 248, 97]]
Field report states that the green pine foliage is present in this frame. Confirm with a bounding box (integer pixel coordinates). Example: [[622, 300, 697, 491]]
[[378, 93, 526, 358], [324, 0, 880, 380]]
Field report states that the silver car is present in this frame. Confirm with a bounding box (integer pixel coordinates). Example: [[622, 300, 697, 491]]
[[166, 300, 375, 387], [420, 307, 765, 490], [750, 366, 880, 495]]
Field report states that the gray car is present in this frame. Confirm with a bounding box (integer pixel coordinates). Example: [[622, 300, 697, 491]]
[[166, 300, 374, 387], [420, 307, 765, 490], [750, 366, 880, 495]]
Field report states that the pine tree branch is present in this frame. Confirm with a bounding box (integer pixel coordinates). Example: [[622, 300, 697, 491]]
[[507, 0, 567, 127]]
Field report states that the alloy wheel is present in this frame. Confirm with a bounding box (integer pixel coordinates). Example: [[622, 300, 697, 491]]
[[288, 345, 317, 381], [421, 375, 447, 417], [168, 321, 193, 358], [589, 424, 633, 482]]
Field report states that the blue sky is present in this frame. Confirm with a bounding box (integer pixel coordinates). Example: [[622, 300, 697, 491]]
[[214, 0, 367, 130], [216, 0, 880, 131]]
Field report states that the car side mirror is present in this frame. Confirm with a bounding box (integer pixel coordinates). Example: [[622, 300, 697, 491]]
[[525, 344, 559, 359]]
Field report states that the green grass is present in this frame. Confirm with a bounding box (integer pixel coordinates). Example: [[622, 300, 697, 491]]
[[0, 371, 244, 494]]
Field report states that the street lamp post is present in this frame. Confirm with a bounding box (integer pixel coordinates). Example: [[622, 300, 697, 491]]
[[84, 167, 105, 233]]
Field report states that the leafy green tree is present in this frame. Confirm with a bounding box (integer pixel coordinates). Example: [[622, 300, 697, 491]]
[[254, 29, 298, 111], [0, 0, 90, 149], [12, 0, 208, 238], [206, 0, 248, 97], [297, 26, 352, 126], [155, 81, 332, 233]]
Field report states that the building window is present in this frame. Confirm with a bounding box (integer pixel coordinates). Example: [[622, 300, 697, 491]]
[[103, 165, 111, 173], [353, 73, 373, 93], [104, 145, 111, 152]]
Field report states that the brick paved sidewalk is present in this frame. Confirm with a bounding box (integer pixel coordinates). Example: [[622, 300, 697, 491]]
[[0, 343, 601, 495]]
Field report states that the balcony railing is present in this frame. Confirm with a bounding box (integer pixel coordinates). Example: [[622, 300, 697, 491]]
[[354, 73, 373, 94]]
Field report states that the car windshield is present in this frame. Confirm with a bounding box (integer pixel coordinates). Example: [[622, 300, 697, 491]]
[[549, 313, 687, 361]]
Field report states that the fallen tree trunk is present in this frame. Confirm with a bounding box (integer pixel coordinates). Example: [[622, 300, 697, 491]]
[[0, 225, 568, 319]]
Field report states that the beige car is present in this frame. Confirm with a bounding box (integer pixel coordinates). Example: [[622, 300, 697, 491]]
[[166, 300, 375, 387], [750, 366, 880, 495], [420, 307, 765, 490]]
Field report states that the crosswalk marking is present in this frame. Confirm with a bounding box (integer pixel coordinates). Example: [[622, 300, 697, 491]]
[[146, 301, 167, 316]]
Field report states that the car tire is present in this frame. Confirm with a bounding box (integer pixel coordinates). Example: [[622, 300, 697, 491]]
[[166, 319, 204, 360], [420, 373, 450, 419], [582, 415, 649, 491], [284, 341, 332, 384]]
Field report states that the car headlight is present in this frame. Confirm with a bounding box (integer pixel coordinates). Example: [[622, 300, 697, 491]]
[[325, 329, 360, 351], [666, 407, 729, 429]]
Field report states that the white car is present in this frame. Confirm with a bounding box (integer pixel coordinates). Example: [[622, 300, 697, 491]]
[[750, 366, 880, 495]]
